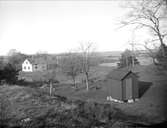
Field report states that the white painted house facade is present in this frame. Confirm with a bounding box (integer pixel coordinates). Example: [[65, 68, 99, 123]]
[[22, 58, 48, 72], [22, 59, 33, 72]]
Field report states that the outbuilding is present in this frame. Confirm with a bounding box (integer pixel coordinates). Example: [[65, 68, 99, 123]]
[[106, 69, 139, 102]]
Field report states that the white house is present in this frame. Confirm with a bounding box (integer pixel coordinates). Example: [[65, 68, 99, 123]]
[[22, 59, 33, 72], [22, 58, 48, 72]]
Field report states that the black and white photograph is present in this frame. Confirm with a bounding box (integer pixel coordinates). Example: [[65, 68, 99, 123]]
[[0, 0, 167, 127]]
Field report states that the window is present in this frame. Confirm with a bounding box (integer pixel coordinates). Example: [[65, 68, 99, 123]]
[[24, 66, 26, 70], [35, 64, 38, 69], [28, 66, 30, 70]]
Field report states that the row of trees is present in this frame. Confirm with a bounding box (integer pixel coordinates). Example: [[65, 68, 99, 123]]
[[0, 43, 97, 94], [7, 49, 28, 70], [1, 0, 166, 89], [61, 43, 96, 91], [59, 0, 167, 73]]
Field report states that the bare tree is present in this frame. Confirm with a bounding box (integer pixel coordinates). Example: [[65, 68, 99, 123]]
[[61, 52, 81, 88], [120, 0, 167, 57], [135, 40, 160, 64], [79, 42, 96, 91]]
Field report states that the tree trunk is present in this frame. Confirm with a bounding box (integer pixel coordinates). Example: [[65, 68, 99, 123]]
[[72, 76, 77, 88], [152, 57, 158, 65], [132, 56, 134, 67], [160, 43, 166, 57], [157, 28, 166, 57], [85, 73, 89, 91], [49, 81, 53, 96]]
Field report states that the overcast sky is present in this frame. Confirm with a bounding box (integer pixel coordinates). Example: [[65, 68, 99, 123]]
[[0, 1, 149, 55]]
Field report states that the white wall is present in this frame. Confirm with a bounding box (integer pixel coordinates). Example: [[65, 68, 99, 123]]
[[22, 59, 33, 72]]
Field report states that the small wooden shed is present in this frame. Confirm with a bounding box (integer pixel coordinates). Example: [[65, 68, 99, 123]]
[[106, 69, 138, 102]]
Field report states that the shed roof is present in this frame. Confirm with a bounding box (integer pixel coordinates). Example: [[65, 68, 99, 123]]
[[107, 68, 137, 81]]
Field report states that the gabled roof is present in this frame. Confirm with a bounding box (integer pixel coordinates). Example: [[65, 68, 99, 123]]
[[24, 58, 47, 65], [24, 58, 32, 64], [107, 68, 137, 81]]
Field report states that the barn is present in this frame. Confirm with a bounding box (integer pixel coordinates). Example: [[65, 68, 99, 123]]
[[106, 69, 139, 102]]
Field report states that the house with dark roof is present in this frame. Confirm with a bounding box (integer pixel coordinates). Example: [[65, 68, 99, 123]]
[[106, 69, 139, 102]]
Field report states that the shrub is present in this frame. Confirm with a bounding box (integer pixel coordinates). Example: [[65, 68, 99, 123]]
[[0, 63, 20, 85]]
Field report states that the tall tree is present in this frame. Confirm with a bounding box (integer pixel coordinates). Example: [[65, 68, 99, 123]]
[[79, 42, 96, 91], [7, 49, 28, 70], [120, 0, 167, 57], [61, 52, 81, 88]]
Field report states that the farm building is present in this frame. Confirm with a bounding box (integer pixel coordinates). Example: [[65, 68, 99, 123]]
[[106, 69, 139, 102], [22, 58, 47, 72]]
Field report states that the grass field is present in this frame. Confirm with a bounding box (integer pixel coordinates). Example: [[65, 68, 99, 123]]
[[19, 65, 115, 85], [50, 64, 167, 124], [8, 60, 167, 125], [20, 64, 166, 123]]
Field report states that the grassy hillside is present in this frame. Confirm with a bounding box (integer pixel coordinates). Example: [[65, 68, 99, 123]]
[[0, 64, 167, 127], [50, 64, 167, 123], [0, 85, 148, 128], [108, 65, 167, 123]]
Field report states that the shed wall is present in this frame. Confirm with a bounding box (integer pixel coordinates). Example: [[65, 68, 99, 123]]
[[132, 77, 139, 99], [107, 79, 122, 100], [122, 73, 139, 100]]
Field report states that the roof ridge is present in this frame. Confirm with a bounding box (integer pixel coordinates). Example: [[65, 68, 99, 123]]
[[108, 68, 135, 81]]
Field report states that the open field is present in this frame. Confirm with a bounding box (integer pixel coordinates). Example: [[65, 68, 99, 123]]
[[137, 56, 153, 66], [3, 54, 166, 126], [19, 65, 116, 85], [17, 62, 167, 125], [48, 64, 167, 123], [18, 56, 153, 84], [1, 63, 167, 128]]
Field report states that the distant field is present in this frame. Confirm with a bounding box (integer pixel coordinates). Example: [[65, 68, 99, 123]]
[[99, 62, 118, 67], [19, 65, 114, 85], [19, 56, 153, 85], [137, 56, 153, 65], [99, 56, 153, 67]]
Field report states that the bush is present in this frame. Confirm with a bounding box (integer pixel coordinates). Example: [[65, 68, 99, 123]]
[[0, 63, 20, 85]]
